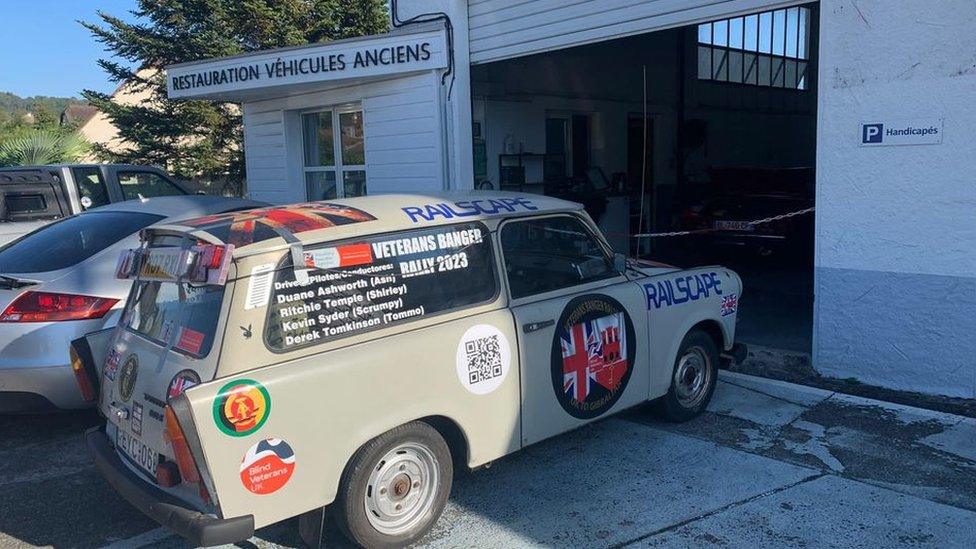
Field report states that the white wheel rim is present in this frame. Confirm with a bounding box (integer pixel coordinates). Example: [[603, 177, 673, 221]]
[[674, 345, 712, 409], [364, 442, 440, 536]]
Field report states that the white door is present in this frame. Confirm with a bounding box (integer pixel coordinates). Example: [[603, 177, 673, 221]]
[[499, 213, 650, 447]]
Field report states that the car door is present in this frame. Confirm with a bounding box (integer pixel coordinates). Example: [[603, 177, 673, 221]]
[[500, 213, 649, 447]]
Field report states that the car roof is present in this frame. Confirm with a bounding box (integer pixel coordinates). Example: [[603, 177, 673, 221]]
[[149, 191, 582, 254], [83, 195, 268, 219]]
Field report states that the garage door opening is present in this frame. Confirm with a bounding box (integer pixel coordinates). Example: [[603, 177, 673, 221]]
[[470, 3, 818, 356]]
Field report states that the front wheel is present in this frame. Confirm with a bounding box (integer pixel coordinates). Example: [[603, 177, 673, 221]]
[[334, 421, 453, 548], [655, 329, 719, 422]]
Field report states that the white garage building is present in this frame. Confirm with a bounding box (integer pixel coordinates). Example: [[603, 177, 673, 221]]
[[166, 0, 975, 399]]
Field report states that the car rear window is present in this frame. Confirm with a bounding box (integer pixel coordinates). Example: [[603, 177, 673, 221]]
[[0, 212, 164, 273], [124, 280, 224, 358], [265, 222, 497, 352]]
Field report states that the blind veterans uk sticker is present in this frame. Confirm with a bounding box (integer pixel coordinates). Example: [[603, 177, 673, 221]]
[[551, 295, 635, 419], [455, 324, 511, 395], [240, 437, 296, 495], [213, 379, 271, 437]]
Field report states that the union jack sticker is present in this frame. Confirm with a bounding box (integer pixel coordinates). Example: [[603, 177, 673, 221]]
[[721, 294, 739, 317]]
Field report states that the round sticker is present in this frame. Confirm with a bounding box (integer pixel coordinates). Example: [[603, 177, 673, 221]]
[[213, 379, 271, 437], [167, 369, 201, 402], [80, 196, 93, 209], [118, 355, 139, 402], [551, 295, 636, 419], [240, 437, 295, 495], [455, 324, 511, 395]]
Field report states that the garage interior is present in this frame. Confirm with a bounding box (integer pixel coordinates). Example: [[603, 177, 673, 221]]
[[470, 4, 818, 354]]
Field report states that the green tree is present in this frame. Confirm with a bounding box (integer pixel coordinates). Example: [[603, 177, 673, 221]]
[[0, 129, 91, 167], [81, 0, 389, 185]]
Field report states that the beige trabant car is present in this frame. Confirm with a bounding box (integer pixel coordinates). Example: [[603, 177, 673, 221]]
[[79, 192, 745, 547]]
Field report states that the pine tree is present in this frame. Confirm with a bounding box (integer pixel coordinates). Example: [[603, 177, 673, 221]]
[[81, 0, 389, 187]]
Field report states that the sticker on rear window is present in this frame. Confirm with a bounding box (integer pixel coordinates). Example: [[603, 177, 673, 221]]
[[213, 379, 271, 437], [167, 369, 200, 402], [176, 327, 205, 355], [240, 437, 295, 495], [245, 264, 276, 310]]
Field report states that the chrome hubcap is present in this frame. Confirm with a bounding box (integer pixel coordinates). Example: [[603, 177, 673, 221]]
[[674, 346, 712, 409], [364, 443, 439, 535]]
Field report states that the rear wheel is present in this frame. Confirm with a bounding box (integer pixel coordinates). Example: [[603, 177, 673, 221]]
[[334, 421, 452, 548], [656, 329, 718, 422]]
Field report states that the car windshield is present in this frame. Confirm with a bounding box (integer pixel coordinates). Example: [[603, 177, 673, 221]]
[[0, 211, 164, 273]]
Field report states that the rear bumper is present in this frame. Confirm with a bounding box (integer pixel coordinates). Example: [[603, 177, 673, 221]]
[[86, 427, 254, 547], [0, 364, 89, 410]]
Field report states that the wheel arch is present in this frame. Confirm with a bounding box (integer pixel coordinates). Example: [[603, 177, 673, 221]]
[[690, 318, 726, 352], [419, 414, 471, 471]]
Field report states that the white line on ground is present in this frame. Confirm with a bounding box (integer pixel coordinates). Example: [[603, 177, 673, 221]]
[[99, 526, 174, 549]]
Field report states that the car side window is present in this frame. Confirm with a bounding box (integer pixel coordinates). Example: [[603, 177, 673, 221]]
[[71, 167, 110, 209], [501, 215, 618, 300], [118, 171, 185, 200]]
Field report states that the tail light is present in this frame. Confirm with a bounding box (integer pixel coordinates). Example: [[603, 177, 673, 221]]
[[69, 344, 97, 402], [0, 291, 118, 322], [163, 405, 201, 484]]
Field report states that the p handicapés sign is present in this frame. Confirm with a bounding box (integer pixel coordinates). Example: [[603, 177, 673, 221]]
[[166, 30, 447, 99]]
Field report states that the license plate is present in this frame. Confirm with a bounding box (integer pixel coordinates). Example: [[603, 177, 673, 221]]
[[116, 428, 158, 477], [714, 220, 754, 231]]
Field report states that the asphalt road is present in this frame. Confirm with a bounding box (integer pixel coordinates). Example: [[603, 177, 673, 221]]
[[2, 373, 974, 548]]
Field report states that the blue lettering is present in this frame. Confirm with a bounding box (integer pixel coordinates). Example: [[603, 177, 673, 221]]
[[452, 201, 481, 217], [426, 204, 450, 220], [402, 206, 427, 222], [674, 277, 690, 304], [644, 283, 658, 308]]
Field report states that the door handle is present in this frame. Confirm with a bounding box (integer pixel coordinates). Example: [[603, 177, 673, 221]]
[[522, 319, 555, 333]]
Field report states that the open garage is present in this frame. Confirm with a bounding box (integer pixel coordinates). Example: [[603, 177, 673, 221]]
[[470, 4, 818, 354]]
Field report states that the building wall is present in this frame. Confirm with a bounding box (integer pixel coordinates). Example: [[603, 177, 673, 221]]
[[242, 72, 445, 204], [468, 0, 806, 64], [814, 0, 976, 398]]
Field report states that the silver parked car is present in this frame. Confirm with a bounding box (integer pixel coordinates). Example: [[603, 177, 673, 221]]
[[0, 195, 265, 412]]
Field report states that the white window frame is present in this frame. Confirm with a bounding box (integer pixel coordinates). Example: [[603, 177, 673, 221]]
[[302, 103, 367, 199]]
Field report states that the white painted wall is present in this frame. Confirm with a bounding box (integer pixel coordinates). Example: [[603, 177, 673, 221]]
[[814, 0, 976, 397], [242, 72, 445, 204], [468, 0, 807, 63]]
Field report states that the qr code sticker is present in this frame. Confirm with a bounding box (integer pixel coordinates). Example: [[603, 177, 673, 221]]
[[465, 335, 503, 385]]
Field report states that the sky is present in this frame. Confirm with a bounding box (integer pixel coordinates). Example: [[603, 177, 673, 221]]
[[0, 0, 139, 98]]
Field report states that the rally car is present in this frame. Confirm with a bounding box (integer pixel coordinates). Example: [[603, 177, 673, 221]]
[[78, 192, 745, 547]]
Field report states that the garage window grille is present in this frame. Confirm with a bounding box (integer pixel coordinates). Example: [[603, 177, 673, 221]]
[[302, 104, 367, 200], [697, 6, 811, 90]]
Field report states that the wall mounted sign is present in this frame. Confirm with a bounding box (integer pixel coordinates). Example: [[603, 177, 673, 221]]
[[167, 30, 447, 99], [860, 118, 943, 147]]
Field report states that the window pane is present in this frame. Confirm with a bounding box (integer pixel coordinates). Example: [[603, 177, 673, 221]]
[[744, 52, 758, 85], [744, 14, 759, 52], [798, 8, 810, 59], [302, 112, 334, 167], [728, 51, 744, 83], [785, 59, 798, 89], [728, 17, 743, 49], [712, 49, 728, 81], [712, 20, 728, 46], [772, 10, 786, 56], [698, 23, 712, 44], [305, 171, 337, 200], [72, 167, 110, 209], [786, 7, 799, 58], [0, 212, 162, 272], [772, 58, 786, 87], [698, 46, 712, 79], [339, 111, 366, 165], [343, 170, 367, 198], [501, 216, 617, 299], [125, 281, 223, 358], [758, 12, 773, 53], [798, 61, 808, 89], [118, 172, 185, 200], [265, 222, 497, 352], [758, 55, 772, 86]]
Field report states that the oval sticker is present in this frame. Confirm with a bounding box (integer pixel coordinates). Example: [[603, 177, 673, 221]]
[[213, 379, 271, 437], [167, 369, 201, 402], [455, 324, 511, 395], [551, 295, 636, 419], [118, 355, 139, 402], [240, 437, 295, 495]]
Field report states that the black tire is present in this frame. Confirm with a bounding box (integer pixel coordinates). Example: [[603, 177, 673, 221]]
[[655, 328, 719, 422], [333, 421, 453, 548]]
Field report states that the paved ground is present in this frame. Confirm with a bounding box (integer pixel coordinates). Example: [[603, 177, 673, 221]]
[[1, 371, 973, 548]]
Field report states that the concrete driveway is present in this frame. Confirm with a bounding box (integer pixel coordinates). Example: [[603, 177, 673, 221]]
[[1, 372, 973, 548]]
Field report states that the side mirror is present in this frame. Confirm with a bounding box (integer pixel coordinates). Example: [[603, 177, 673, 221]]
[[613, 252, 627, 273]]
